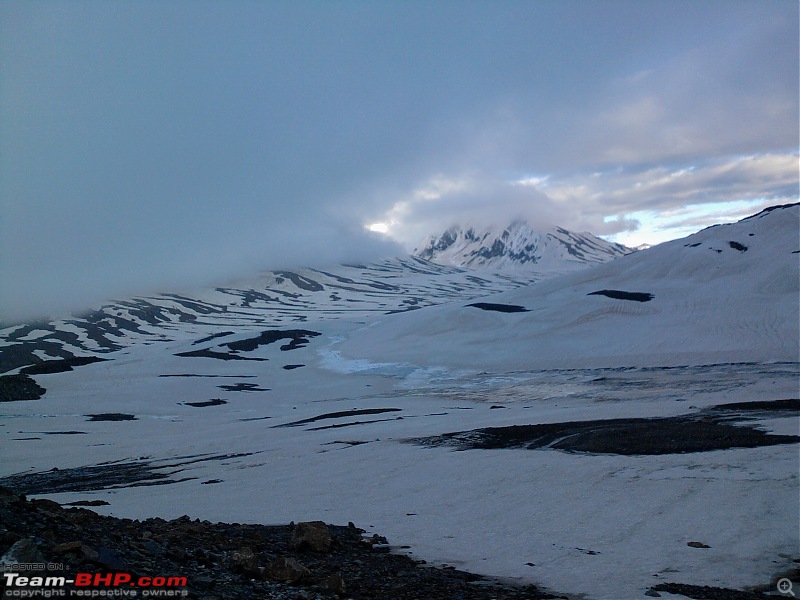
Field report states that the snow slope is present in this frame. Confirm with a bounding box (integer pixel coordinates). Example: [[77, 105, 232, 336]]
[[0, 257, 543, 374], [347, 204, 799, 369], [1, 205, 798, 600]]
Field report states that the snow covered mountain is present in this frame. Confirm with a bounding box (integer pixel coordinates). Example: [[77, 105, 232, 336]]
[[346, 203, 800, 370], [0, 257, 544, 374], [414, 221, 630, 271], [0, 204, 797, 600]]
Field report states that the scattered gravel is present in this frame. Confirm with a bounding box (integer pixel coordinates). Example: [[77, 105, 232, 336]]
[[0, 487, 566, 599]]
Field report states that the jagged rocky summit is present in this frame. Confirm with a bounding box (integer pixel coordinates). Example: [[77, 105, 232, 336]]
[[414, 221, 630, 271]]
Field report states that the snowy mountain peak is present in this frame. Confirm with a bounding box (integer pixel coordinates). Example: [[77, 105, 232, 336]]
[[414, 221, 630, 271]]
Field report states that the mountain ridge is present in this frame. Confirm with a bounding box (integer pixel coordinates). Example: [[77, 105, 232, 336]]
[[344, 202, 800, 370], [413, 220, 630, 271]]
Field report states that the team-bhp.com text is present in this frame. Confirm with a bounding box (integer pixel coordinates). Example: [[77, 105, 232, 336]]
[[3, 572, 187, 597]]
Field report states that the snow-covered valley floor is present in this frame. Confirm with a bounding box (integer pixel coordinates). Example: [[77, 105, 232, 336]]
[[2, 334, 798, 599], [2, 206, 799, 599]]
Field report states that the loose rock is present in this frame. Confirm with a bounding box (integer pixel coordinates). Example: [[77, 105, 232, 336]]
[[291, 520, 332, 553]]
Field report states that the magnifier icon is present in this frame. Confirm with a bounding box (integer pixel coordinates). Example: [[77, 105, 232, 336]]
[[778, 578, 796, 597]]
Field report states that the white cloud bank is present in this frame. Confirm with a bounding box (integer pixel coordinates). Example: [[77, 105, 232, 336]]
[[366, 152, 798, 249], [1, 1, 797, 322]]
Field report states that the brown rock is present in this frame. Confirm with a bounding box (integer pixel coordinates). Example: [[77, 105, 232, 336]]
[[1, 538, 45, 566], [80, 543, 99, 561], [290, 521, 331, 553], [230, 546, 260, 578], [0, 486, 17, 502], [31, 498, 62, 514], [53, 541, 83, 553], [322, 573, 346, 595], [265, 556, 311, 583]]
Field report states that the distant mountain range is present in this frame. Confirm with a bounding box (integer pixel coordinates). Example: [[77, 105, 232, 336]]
[[413, 221, 630, 271]]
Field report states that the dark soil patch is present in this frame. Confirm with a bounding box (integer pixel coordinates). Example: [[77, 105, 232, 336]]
[[410, 414, 800, 455], [467, 303, 530, 313], [175, 349, 267, 361], [0, 374, 46, 401], [217, 383, 269, 392], [224, 329, 321, 352], [587, 290, 654, 302], [276, 408, 402, 428], [85, 414, 138, 422], [184, 399, 228, 408], [0, 488, 562, 599], [20, 356, 107, 375]]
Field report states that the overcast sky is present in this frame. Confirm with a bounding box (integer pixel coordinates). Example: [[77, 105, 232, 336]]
[[1, 1, 797, 322]]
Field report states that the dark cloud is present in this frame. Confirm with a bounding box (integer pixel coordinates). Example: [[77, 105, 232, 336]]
[[1, 1, 797, 321]]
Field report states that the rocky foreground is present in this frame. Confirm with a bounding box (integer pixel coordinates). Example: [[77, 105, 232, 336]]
[[1, 487, 789, 599], [0, 487, 565, 599]]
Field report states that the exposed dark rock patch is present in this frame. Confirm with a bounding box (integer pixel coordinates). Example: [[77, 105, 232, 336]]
[[410, 413, 800, 455], [159, 373, 256, 378], [64, 500, 110, 507], [386, 306, 422, 314], [323, 440, 371, 447], [85, 413, 138, 422], [0, 488, 562, 599], [306, 417, 404, 431], [20, 356, 108, 375], [192, 331, 235, 345], [217, 383, 269, 392], [741, 201, 799, 221], [276, 408, 402, 428], [29, 431, 88, 436], [588, 289, 654, 302], [283, 364, 305, 370], [175, 349, 267, 361], [728, 241, 748, 252], [273, 270, 325, 291], [184, 399, 228, 408], [467, 303, 530, 313], [650, 582, 776, 599], [0, 374, 46, 401], [224, 329, 321, 352], [708, 398, 799, 412], [0, 453, 256, 494]]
